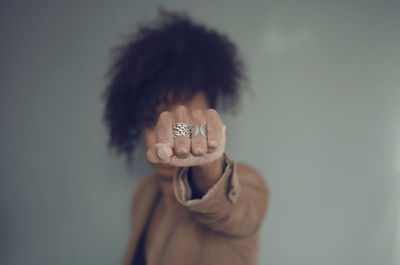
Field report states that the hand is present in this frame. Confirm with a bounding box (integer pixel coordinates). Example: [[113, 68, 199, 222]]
[[146, 106, 226, 167]]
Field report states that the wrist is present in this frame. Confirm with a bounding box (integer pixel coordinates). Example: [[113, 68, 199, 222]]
[[189, 155, 226, 196]]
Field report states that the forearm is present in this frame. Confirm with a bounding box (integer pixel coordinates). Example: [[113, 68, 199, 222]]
[[189, 156, 226, 197], [173, 153, 269, 237]]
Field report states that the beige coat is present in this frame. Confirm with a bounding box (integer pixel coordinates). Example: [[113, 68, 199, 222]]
[[122, 152, 270, 265]]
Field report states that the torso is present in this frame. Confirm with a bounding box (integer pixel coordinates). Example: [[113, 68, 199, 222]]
[[144, 194, 173, 262]]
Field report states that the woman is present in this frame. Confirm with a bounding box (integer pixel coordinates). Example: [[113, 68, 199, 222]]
[[102, 8, 270, 265]]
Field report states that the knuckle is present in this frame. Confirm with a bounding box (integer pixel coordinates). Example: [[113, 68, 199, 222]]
[[176, 105, 187, 113], [208, 137, 218, 145], [192, 147, 206, 156], [208, 131, 220, 142], [191, 109, 204, 119], [191, 139, 206, 154], [191, 137, 203, 146], [206, 108, 218, 117], [159, 111, 171, 120], [175, 146, 189, 155], [174, 138, 190, 154]]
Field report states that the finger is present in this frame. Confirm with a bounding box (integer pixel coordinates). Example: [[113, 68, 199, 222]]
[[190, 109, 207, 157], [155, 111, 174, 156], [173, 105, 191, 159], [146, 143, 173, 164], [205, 109, 222, 153]]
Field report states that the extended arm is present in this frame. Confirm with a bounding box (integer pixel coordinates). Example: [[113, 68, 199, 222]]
[[173, 152, 269, 237]]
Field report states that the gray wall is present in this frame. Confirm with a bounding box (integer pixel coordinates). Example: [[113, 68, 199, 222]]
[[1, 0, 399, 264]]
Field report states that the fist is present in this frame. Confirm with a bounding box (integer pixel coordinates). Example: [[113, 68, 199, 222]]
[[146, 105, 226, 167]]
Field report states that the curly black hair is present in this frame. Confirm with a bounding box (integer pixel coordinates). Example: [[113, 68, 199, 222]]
[[101, 7, 248, 168]]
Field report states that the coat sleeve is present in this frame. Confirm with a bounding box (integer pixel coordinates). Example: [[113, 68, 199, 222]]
[[172, 152, 270, 237]]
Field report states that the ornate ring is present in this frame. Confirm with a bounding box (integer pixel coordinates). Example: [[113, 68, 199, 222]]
[[199, 123, 207, 138], [190, 125, 200, 138], [173, 122, 191, 138]]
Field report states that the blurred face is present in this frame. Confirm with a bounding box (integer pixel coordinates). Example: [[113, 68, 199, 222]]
[[141, 92, 210, 178]]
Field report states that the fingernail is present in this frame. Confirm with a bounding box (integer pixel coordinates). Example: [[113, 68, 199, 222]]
[[157, 149, 166, 160], [164, 147, 172, 157]]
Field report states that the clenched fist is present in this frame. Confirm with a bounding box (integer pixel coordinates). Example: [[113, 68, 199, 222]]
[[146, 105, 226, 168]]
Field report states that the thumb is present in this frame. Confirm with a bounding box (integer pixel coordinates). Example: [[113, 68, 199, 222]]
[[146, 143, 173, 164]]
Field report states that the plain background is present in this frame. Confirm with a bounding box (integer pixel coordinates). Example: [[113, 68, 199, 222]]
[[1, 0, 399, 264]]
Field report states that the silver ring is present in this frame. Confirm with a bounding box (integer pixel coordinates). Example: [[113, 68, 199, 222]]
[[173, 122, 191, 138], [200, 123, 207, 138], [191, 125, 200, 138]]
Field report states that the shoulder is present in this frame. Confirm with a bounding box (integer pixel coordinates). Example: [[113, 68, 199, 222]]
[[225, 152, 265, 186], [236, 161, 270, 195], [129, 174, 159, 209], [132, 174, 158, 193], [236, 161, 262, 178]]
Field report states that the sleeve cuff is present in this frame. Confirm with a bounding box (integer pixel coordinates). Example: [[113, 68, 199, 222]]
[[172, 152, 241, 211]]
